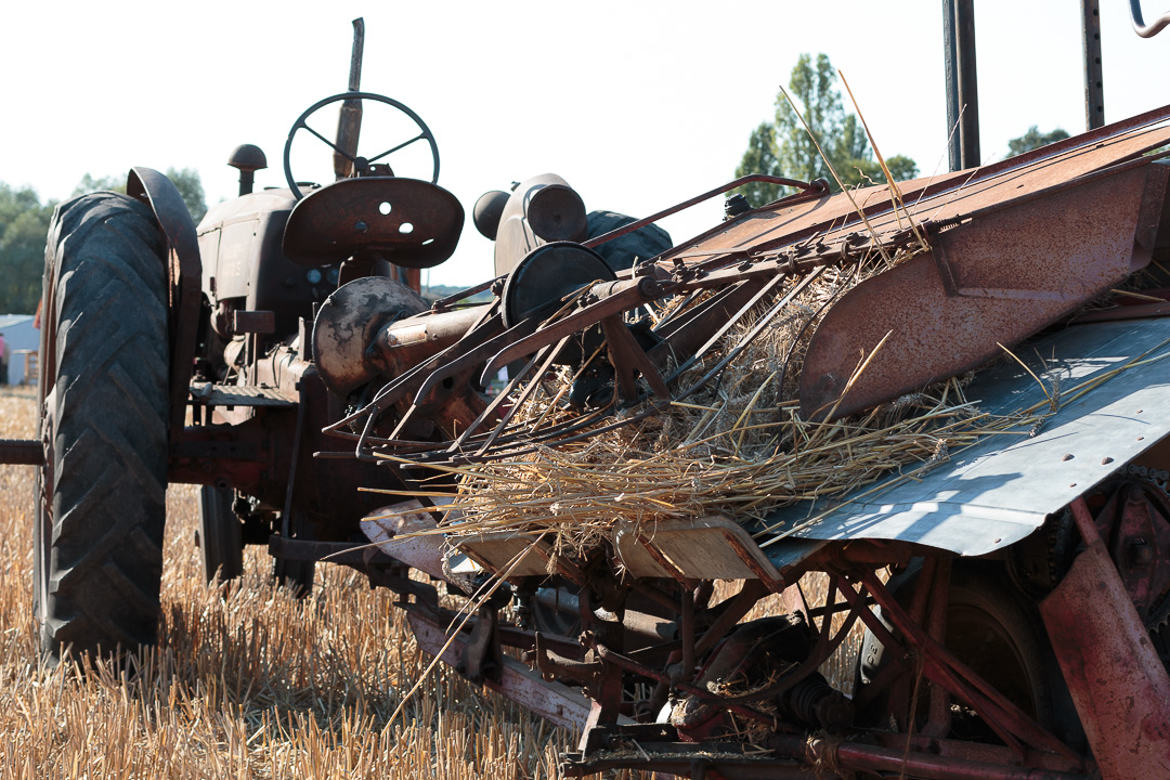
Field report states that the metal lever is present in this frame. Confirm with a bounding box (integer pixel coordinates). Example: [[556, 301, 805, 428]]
[[334, 18, 365, 178]]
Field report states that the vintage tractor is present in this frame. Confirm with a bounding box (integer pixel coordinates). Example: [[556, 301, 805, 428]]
[[28, 18, 468, 653], [6, 7, 1170, 780], [18, 18, 671, 661]]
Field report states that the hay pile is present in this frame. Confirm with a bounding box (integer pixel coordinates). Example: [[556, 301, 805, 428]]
[[415, 252, 1046, 556]]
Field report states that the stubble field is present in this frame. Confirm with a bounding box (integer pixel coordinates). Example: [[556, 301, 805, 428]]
[[0, 386, 586, 779]]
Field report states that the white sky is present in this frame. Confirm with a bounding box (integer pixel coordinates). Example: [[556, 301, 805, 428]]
[[2, 1, 1167, 287]]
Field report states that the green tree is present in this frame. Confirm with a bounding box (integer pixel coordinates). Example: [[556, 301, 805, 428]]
[[73, 166, 207, 223], [72, 172, 125, 195], [735, 53, 919, 205], [166, 167, 207, 223], [0, 164, 209, 314], [775, 53, 842, 186], [884, 155, 920, 182], [0, 184, 54, 313], [736, 123, 783, 208], [1007, 126, 1070, 156]]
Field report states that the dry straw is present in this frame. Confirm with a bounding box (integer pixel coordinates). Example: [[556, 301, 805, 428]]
[[400, 247, 1049, 560], [381, 80, 994, 557]]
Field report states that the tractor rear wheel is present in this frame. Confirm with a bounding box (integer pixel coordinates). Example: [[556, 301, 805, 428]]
[[34, 191, 170, 661], [856, 560, 1081, 745]]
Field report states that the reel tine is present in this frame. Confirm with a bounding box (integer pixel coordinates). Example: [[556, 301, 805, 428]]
[[475, 334, 574, 457]]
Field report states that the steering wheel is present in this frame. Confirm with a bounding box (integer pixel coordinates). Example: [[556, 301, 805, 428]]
[[282, 91, 441, 200]]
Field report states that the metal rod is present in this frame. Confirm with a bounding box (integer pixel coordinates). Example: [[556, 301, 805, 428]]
[[334, 18, 365, 179], [696, 580, 860, 707], [858, 569, 1078, 759], [664, 274, 787, 381], [1068, 496, 1104, 546], [0, 439, 43, 465], [943, 0, 962, 172], [798, 736, 1088, 780], [470, 336, 570, 456], [1082, 0, 1106, 129], [923, 558, 953, 738], [591, 644, 775, 725], [280, 389, 308, 539], [955, 0, 980, 168], [581, 175, 827, 252], [679, 586, 696, 685]]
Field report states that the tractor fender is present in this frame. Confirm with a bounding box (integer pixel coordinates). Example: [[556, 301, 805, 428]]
[[127, 167, 202, 435]]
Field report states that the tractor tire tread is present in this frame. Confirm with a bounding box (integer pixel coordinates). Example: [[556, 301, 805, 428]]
[[39, 191, 169, 659]]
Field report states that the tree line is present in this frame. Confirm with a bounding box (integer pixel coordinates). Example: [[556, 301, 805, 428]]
[[733, 53, 1068, 208], [0, 170, 206, 314]]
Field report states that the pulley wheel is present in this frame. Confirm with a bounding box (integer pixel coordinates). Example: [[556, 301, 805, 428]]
[[501, 241, 616, 328]]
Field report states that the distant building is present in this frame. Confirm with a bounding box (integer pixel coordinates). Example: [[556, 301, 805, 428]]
[[0, 314, 38, 385]]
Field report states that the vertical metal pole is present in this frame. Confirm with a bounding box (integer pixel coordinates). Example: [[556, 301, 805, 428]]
[[1082, 0, 1106, 129], [942, 0, 961, 171], [955, 0, 980, 168]]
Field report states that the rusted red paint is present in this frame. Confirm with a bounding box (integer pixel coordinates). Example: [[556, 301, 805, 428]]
[[800, 163, 1169, 418], [282, 176, 464, 269], [658, 107, 1170, 271], [1102, 483, 1170, 618], [1039, 498, 1170, 779]]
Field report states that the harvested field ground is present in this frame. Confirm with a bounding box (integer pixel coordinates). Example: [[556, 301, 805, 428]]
[[0, 387, 595, 779], [0, 386, 854, 778]]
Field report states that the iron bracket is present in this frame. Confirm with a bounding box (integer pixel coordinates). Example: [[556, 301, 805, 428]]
[[458, 605, 504, 683]]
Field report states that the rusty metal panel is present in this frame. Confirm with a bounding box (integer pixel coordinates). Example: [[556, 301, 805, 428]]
[[282, 176, 463, 268], [128, 166, 203, 437], [799, 163, 1168, 417], [642, 110, 1170, 421], [760, 317, 1170, 558]]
